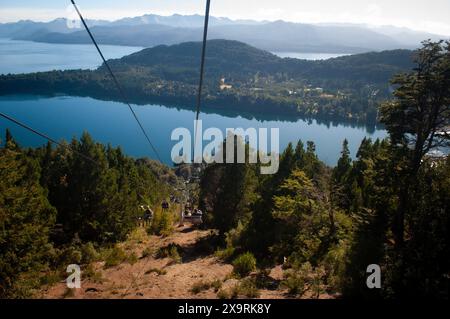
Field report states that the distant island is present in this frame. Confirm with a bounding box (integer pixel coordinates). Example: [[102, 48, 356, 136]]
[[0, 39, 415, 124]]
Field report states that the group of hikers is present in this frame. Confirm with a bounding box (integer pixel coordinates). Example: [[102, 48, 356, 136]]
[[136, 197, 203, 226]]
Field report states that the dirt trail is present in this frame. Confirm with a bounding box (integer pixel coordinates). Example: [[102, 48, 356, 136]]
[[40, 225, 334, 299]]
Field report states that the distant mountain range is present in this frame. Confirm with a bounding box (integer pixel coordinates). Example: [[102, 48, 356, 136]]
[[0, 14, 447, 53]]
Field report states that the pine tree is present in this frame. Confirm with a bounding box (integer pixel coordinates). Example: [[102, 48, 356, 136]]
[[379, 40, 450, 247], [0, 146, 56, 297], [333, 139, 351, 184]]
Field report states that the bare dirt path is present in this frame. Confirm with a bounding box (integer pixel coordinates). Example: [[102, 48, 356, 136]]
[[39, 225, 286, 299]]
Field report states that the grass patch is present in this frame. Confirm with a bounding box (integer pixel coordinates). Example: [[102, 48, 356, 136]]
[[215, 246, 235, 261], [141, 247, 153, 259], [216, 279, 260, 299], [147, 209, 174, 237], [191, 279, 223, 294], [127, 252, 139, 265], [39, 270, 62, 286], [238, 278, 260, 298], [155, 244, 182, 264], [103, 246, 127, 268], [232, 252, 256, 277], [84, 264, 105, 284]]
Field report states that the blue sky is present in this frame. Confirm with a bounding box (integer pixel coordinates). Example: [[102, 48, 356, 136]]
[[1, 0, 450, 35]]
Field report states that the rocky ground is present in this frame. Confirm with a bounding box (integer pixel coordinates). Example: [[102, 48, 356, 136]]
[[39, 225, 335, 299]]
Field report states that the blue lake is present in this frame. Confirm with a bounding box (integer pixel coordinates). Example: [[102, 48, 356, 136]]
[[0, 95, 386, 166], [273, 52, 352, 60], [0, 38, 142, 74]]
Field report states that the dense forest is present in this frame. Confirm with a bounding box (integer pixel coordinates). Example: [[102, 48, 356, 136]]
[[0, 40, 448, 299], [0, 40, 414, 124], [198, 40, 449, 298], [0, 131, 181, 297]]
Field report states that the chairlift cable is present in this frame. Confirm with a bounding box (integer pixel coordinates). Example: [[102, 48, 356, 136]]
[[70, 0, 163, 163], [0, 111, 98, 164], [193, 0, 211, 159]]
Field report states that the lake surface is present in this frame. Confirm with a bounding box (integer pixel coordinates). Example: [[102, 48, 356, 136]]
[[0, 38, 143, 74], [273, 52, 352, 60], [0, 95, 386, 166]]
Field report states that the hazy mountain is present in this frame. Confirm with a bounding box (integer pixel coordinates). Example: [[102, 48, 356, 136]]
[[0, 18, 108, 39], [110, 14, 263, 28], [1, 14, 447, 53], [29, 21, 408, 53], [367, 25, 445, 46]]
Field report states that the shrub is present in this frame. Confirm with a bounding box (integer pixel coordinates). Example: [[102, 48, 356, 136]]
[[156, 244, 182, 264], [210, 279, 223, 292], [147, 210, 174, 236], [191, 279, 223, 294], [84, 264, 104, 283], [127, 252, 139, 265], [282, 262, 312, 296], [217, 289, 230, 299], [39, 270, 62, 286], [191, 281, 211, 294], [254, 269, 277, 290], [80, 242, 99, 264], [141, 247, 153, 259], [104, 246, 127, 268], [60, 245, 83, 265], [215, 246, 235, 261], [238, 278, 260, 298], [232, 252, 256, 277]]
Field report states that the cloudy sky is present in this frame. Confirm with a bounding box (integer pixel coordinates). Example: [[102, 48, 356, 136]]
[[1, 0, 450, 35]]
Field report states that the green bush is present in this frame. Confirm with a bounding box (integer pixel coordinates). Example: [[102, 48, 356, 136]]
[[39, 270, 62, 286], [127, 252, 139, 265], [238, 278, 260, 298], [104, 246, 127, 268], [80, 242, 99, 264], [59, 245, 83, 266], [210, 279, 223, 292], [232, 252, 256, 277], [215, 246, 235, 261], [282, 262, 312, 296], [191, 279, 223, 294], [217, 289, 230, 299], [191, 281, 211, 294], [84, 264, 104, 283], [156, 244, 182, 264], [141, 247, 153, 259], [147, 210, 174, 236]]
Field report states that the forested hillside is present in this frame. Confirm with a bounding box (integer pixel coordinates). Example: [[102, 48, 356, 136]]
[[197, 41, 450, 299], [0, 131, 180, 297], [0, 40, 414, 124]]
